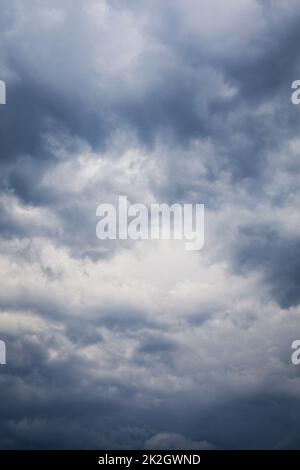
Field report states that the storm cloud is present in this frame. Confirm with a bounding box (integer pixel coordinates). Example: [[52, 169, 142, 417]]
[[0, 0, 300, 449]]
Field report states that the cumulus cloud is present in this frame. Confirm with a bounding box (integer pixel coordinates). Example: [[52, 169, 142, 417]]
[[144, 433, 214, 450]]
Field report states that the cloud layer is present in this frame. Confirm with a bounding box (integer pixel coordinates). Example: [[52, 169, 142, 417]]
[[0, 0, 300, 449]]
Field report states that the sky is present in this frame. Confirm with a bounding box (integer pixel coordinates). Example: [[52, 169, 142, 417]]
[[0, 0, 300, 450]]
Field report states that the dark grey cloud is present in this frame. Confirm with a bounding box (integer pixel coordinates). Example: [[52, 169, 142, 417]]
[[234, 225, 300, 309]]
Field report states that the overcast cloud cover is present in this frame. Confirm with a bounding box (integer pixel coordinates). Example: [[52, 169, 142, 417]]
[[0, 0, 300, 449]]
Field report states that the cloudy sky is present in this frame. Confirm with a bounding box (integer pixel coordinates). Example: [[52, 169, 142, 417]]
[[0, 0, 300, 450]]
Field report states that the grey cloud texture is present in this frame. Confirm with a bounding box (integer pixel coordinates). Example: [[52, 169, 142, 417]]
[[0, 0, 300, 449]]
